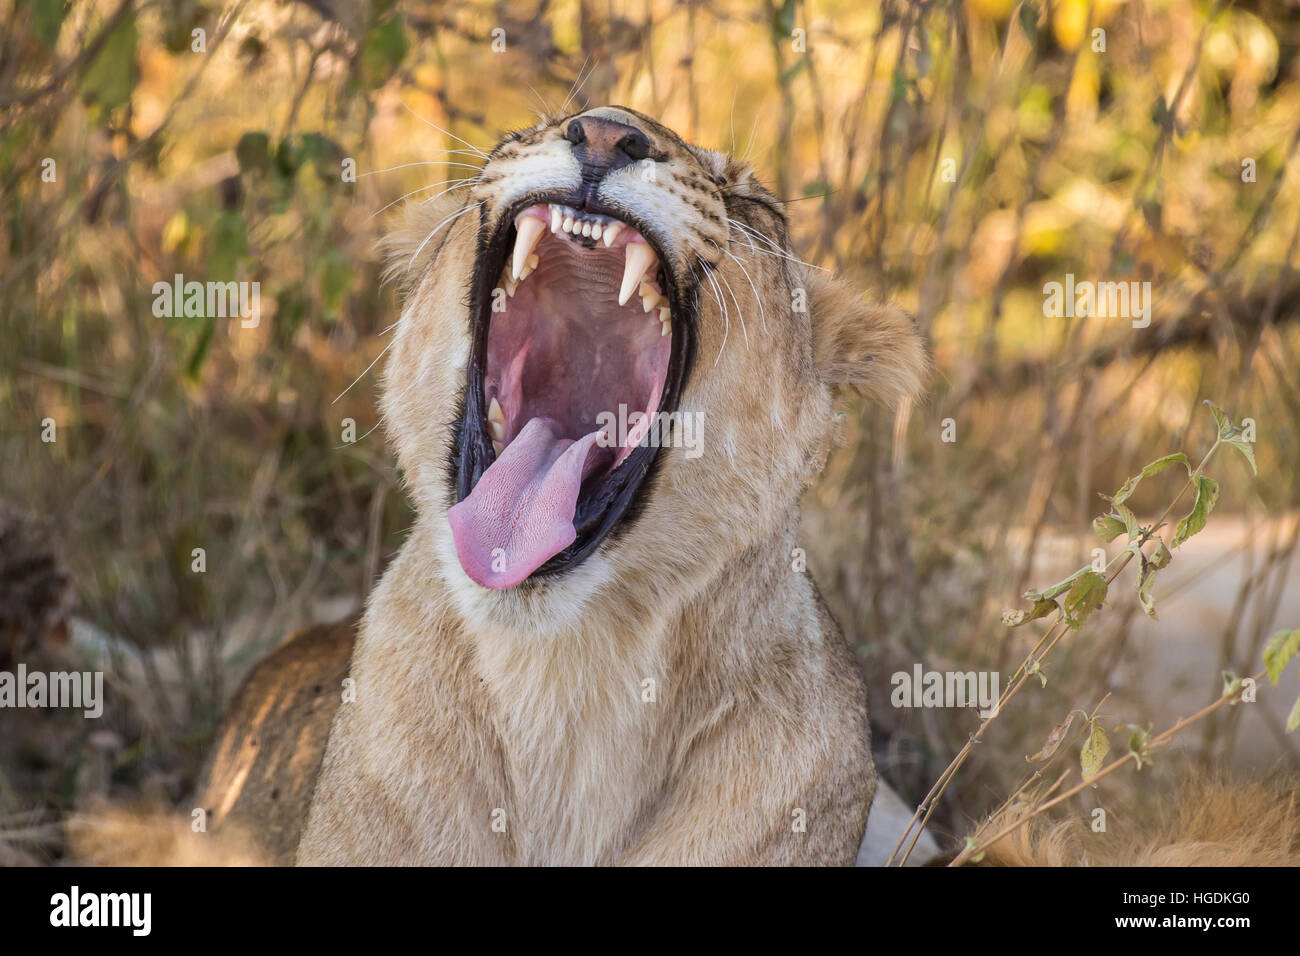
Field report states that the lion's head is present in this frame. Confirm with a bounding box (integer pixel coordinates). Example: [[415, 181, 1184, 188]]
[[380, 106, 925, 630]]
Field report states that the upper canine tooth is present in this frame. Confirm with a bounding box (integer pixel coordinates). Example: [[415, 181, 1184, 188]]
[[550, 205, 562, 233], [512, 217, 546, 280], [601, 222, 623, 247], [619, 242, 657, 306]]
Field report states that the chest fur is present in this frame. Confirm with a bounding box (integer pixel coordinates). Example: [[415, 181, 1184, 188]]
[[474, 625, 669, 865]]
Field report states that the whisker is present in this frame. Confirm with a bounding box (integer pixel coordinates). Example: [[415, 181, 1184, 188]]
[[726, 218, 828, 272], [741, 111, 761, 162], [401, 102, 489, 158], [359, 160, 484, 177], [407, 201, 485, 272], [706, 242, 748, 348], [699, 262, 730, 367], [562, 55, 594, 114], [724, 247, 768, 335], [332, 338, 396, 406], [368, 179, 475, 221]]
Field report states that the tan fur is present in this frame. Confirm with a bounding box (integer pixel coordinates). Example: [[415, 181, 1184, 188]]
[[193, 108, 926, 866], [976, 776, 1300, 867]]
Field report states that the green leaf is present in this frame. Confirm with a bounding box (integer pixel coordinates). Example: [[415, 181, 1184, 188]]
[[1081, 720, 1110, 780], [1226, 438, 1258, 476], [30, 0, 65, 47], [1025, 565, 1092, 602], [1124, 723, 1154, 770], [360, 14, 409, 88], [1222, 671, 1243, 698], [1288, 695, 1300, 734], [208, 212, 248, 279], [1263, 629, 1300, 685], [1002, 597, 1058, 628], [962, 835, 986, 864], [1148, 537, 1172, 570], [770, 0, 798, 41], [80, 12, 138, 118], [1204, 400, 1257, 475], [1137, 559, 1158, 619], [236, 132, 271, 174], [1018, 1, 1038, 42], [316, 247, 352, 314], [185, 314, 215, 379], [1092, 514, 1125, 542], [1110, 453, 1192, 507], [1172, 475, 1219, 548], [801, 178, 830, 198], [890, 69, 908, 102], [1063, 571, 1107, 630]]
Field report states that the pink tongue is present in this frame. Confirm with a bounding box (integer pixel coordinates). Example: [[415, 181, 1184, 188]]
[[447, 417, 609, 589]]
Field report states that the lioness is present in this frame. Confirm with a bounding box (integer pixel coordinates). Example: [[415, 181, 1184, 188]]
[[197, 106, 926, 865]]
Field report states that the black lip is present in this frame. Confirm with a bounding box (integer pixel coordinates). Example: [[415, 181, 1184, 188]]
[[452, 191, 697, 584]]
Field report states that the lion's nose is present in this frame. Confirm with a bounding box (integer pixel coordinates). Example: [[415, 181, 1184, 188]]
[[563, 116, 651, 173]]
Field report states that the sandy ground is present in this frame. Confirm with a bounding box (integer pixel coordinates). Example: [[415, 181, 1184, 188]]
[[1024, 513, 1300, 771]]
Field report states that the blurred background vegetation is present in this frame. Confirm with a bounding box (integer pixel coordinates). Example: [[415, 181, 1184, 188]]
[[2, 0, 1298, 862]]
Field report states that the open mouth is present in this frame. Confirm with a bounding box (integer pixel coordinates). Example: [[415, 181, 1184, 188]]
[[448, 198, 694, 589]]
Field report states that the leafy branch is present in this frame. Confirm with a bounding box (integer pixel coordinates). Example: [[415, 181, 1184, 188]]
[[887, 401, 1259, 866]]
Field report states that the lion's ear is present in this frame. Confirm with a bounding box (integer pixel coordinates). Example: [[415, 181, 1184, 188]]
[[804, 270, 928, 407]]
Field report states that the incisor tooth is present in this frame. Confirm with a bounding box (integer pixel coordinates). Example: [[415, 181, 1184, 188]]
[[591, 224, 602, 240], [619, 242, 657, 307], [601, 222, 623, 247], [582, 221, 593, 237], [550, 206, 562, 233], [512, 217, 546, 280], [562, 216, 574, 233]]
